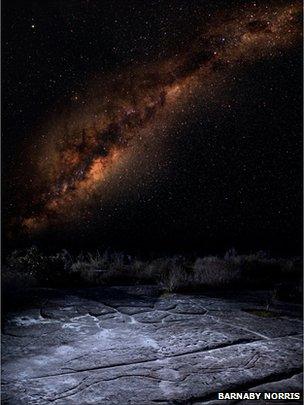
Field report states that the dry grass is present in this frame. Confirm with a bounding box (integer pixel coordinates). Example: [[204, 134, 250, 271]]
[[3, 247, 302, 301]]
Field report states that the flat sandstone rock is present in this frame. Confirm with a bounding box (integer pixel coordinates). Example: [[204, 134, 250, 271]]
[[2, 287, 302, 404]]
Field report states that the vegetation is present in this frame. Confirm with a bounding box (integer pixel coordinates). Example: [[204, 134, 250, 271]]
[[3, 246, 302, 302], [244, 309, 280, 318]]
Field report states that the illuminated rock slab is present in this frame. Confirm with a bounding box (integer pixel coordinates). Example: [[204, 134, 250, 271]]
[[2, 287, 302, 404]]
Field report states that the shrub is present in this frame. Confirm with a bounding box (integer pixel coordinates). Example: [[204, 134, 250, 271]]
[[5, 246, 71, 285], [191, 256, 241, 287], [158, 256, 190, 292]]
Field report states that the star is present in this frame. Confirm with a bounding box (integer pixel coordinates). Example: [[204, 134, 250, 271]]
[[9, 1, 302, 236]]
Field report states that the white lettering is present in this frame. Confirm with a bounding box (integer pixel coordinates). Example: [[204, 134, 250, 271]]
[[218, 392, 302, 401], [218, 392, 263, 400], [294, 393, 301, 400]]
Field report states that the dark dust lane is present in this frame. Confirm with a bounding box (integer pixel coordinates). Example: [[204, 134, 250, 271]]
[[14, 1, 301, 235]]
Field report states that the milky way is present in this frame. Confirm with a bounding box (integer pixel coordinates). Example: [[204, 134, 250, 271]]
[[19, 1, 301, 234]]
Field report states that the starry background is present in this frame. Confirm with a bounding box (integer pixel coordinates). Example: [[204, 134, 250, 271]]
[[2, 0, 302, 256]]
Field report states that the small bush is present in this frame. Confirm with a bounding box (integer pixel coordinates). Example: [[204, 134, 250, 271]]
[[5, 246, 71, 286], [191, 256, 241, 287]]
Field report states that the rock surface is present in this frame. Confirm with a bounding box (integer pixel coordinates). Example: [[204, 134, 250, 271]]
[[2, 286, 303, 404]]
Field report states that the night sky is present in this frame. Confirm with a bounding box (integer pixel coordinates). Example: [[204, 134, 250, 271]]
[[2, 0, 302, 256]]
